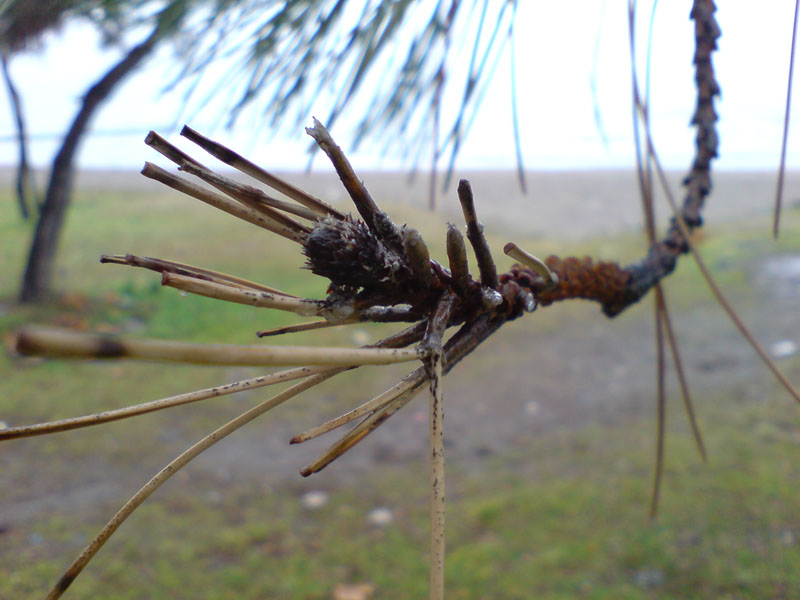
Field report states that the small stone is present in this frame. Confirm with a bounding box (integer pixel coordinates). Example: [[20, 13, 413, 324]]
[[524, 401, 540, 417], [780, 530, 796, 546], [333, 582, 375, 600], [0, 420, 7, 430], [123, 317, 146, 333], [350, 328, 370, 346], [770, 340, 798, 359], [474, 446, 493, 458], [301, 490, 329, 509], [366, 507, 393, 527], [634, 568, 665, 588]]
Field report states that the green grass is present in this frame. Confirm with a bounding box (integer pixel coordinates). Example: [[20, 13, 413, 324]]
[[1, 185, 800, 599]]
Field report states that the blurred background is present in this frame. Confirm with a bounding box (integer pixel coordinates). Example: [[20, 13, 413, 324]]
[[1, 1, 800, 598]]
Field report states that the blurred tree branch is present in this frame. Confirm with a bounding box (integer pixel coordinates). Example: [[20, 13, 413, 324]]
[[18, 1, 190, 302], [1, 50, 35, 219]]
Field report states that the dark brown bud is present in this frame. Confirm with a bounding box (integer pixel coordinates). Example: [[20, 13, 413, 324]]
[[446, 224, 469, 296], [403, 228, 433, 289]]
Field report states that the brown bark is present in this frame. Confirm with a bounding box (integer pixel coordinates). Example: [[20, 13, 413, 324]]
[[19, 26, 163, 302], [1, 51, 36, 220]]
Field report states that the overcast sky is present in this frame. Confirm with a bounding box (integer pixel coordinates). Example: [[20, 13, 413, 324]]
[[0, 1, 798, 172]]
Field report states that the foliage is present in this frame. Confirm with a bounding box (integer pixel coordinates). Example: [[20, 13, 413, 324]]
[[0, 0, 155, 53], [3, 0, 520, 170], [171, 0, 519, 174]]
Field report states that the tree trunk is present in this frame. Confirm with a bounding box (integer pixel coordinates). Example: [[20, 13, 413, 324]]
[[2, 51, 36, 220], [19, 26, 162, 303]]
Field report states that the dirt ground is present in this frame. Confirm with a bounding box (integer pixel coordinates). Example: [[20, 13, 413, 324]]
[[146, 246, 800, 486]]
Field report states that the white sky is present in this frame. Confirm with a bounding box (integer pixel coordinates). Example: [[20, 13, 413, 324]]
[[0, 1, 798, 172]]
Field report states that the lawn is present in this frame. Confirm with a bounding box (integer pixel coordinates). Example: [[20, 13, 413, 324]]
[[1, 174, 799, 599]]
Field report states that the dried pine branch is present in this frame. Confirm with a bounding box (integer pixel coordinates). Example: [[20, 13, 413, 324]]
[[159, 272, 324, 316], [141, 162, 309, 244], [101, 253, 294, 295], [659, 289, 707, 461], [525, 0, 723, 319], [457, 179, 498, 290], [256, 320, 338, 338], [629, 0, 694, 517], [423, 291, 455, 600], [43, 368, 346, 600], [650, 285, 667, 519], [7, 5, 800, 597], [178, 160, 320, 224], [20, 320, 427, 600], [16, 325, 424, 367], [0, 366, 328, 440], [290, 371, 425, 444]]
